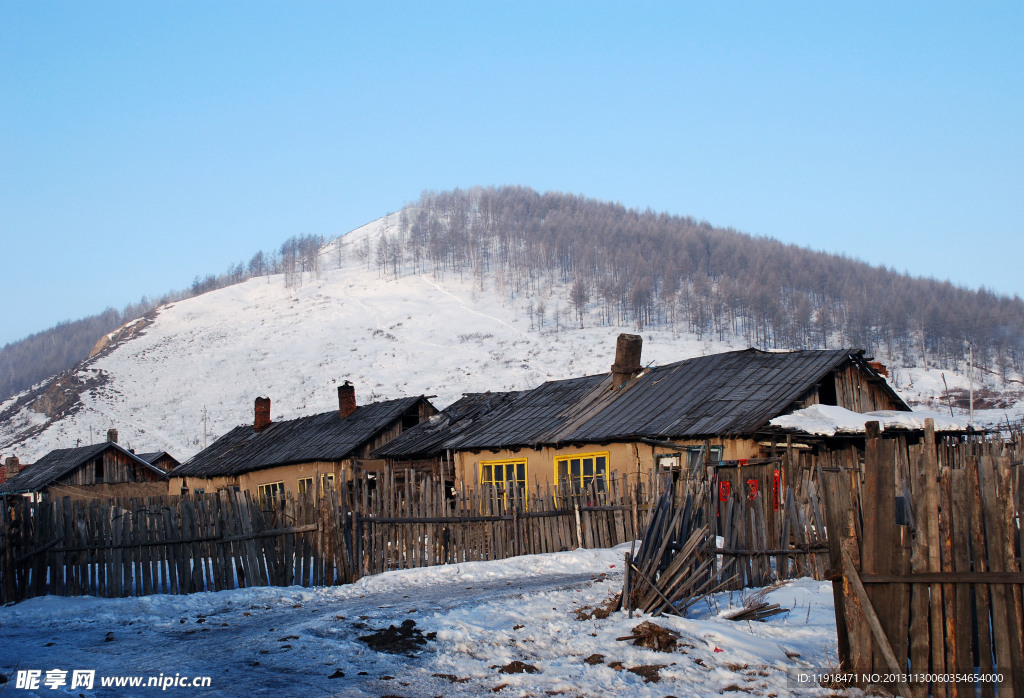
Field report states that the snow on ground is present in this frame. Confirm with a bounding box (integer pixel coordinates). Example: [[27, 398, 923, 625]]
[[0, 544, 850, 697]]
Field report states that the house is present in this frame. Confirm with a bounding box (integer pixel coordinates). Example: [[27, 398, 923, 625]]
[[374, 334, 911, 501], [168, 382, 436, 501], [374, 390, 526, 486], [135, 450, 180, 473], [0, 430, 168, 501]]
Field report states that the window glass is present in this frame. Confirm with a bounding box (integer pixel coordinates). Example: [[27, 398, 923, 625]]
[[257, 481, 285, 507], [479, 459, 528, 508], [685, 446, 722, 477], [554, 452, 610, 495]]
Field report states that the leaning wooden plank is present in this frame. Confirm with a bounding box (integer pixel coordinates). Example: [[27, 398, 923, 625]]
[[842, 548, 912, 698]]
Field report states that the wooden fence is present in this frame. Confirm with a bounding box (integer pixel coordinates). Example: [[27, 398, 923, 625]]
[[710, 461, 830, 590], [0, 469, 643, 603], [819, 423, 1023, 697], [621, 467, 833, 616]]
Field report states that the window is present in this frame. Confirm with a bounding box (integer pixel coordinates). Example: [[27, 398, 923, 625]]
[[321, 473, 336, 494], [256, 481, 285, 506], [480, 459, 527, 507], [684, 446, 722, 478], [554, 452, 609, 494], [94, 457, 105, 483], [297, 477, 313, 496]]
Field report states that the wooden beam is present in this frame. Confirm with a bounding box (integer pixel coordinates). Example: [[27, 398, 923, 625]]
[[842, 548, 912, 698]]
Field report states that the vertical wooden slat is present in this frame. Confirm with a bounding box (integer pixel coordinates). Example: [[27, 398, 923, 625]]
[[921, 422, 946, 679], [949, 469, 973, 698]]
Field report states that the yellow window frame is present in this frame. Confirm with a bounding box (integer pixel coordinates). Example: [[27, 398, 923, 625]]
[[297, 477, 314, 495], [554, 451, 610, 494], [256, 481, 285, 506], [479, 458, 528, 508]]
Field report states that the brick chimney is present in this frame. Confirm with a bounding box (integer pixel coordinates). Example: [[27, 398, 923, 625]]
[[107, 428, 118, 443], [5, 456, 19, 481], [338, 381, 356, 419], [611, 334, 643, 389], [254, 396, 271, 432]]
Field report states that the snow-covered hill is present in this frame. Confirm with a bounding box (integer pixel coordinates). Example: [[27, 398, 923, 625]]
[[1, 215, 1020, 463]]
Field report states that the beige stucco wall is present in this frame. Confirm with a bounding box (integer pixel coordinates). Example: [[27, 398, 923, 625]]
[[167, 459, 357, 497], [452, 437, 759, 489]]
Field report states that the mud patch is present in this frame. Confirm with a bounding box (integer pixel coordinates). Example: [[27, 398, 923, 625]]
[[495, 661, 540, 674], [357, 619, 435, 656], [627, 664, 668, 683], [616, 621, 680, 652], [574, 593, 621, 620]]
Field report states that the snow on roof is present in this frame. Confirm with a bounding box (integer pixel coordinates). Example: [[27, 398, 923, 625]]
[[769, 403, 971, 436]]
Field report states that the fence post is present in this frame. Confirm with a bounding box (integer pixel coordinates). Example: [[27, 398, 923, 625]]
[[574, 501, 583, 548], [623, 551, 633, 618]]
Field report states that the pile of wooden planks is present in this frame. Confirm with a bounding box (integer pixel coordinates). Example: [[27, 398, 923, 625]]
[[621, 484, 727, 616]]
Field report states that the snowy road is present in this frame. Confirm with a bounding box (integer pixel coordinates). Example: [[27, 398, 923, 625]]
[[0, 546, 847, 697]]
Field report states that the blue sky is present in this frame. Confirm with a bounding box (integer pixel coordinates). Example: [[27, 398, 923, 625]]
[[2, 2, 1022, 347]]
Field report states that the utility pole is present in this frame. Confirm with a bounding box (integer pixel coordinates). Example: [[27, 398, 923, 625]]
[[968, 340, 974, 429], [202, 405, 208, 449]]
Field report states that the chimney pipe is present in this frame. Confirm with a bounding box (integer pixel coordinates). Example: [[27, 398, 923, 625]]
[[107, 428, 118, 443], [339, 381, 356, 419], [5, 456, 19, 480], [254, 397, 271, 432], [611, 334, 643, 389]]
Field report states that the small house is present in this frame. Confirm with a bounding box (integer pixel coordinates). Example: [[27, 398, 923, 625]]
[[0, 430, 168, 501], [136, 450, 181, 473], [168, 382, 436, 502]]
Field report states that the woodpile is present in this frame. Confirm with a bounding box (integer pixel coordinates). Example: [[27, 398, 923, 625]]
[[621, 484, 728, 616]]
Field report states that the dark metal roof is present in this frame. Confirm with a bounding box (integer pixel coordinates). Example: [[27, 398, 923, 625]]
[[377, 348, 907, 454], [373, 391, 526, 459], [447, 374, 608, 450], [136, 451, 178, 471], [0, 442, 165, 494], [557, 349, 867, 441], [174, 396, 429, 478]]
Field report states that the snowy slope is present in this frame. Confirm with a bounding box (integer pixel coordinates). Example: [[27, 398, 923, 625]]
[[0, 216, 745, 462], [1, 214, 1020, 464], [0, 543, 849, 697]]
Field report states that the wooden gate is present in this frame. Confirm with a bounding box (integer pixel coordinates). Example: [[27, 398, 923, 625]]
[[819, 421, 1023, 697]]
